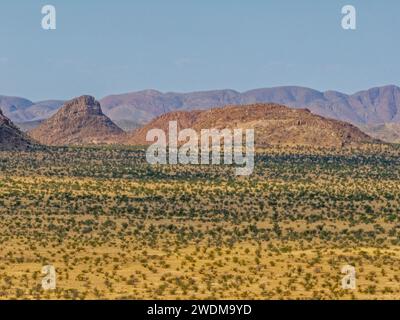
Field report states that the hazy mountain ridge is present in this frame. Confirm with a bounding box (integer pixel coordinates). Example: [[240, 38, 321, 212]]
[[3, 85, 400, 142], [0, 95, 64, 123], [99, 85, 400, 128], [101, 85, 400, 142]]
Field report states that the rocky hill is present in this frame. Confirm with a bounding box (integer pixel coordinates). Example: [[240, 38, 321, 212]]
[[0, 108, 35, 151], [125, 103, 377, 148], [29, 96, 124, 146]]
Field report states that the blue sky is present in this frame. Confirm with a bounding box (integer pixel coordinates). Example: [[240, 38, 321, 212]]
[[0, 0, 399, 101]]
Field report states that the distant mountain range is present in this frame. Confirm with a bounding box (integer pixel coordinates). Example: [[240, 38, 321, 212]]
[[0, 95, 377, 152], [2, 85, 400, 142], [0, 96, 63, 123]]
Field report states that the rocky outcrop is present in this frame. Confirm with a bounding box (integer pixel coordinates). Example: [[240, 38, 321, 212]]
[[29, 95, 124, 146], [0, 108, 35, 151]]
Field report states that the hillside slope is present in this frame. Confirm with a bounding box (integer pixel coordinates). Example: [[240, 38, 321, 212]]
[[0, 109, 35, 151], [125, 103, 377, 148]]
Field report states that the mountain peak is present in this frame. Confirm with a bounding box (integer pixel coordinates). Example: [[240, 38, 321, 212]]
[[0, 107, 13, 126], [28, 96, 124, 146], [63, 95, 102, 115]]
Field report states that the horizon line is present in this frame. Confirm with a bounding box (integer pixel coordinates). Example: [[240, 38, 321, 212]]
[[1, 83, 399, 103]]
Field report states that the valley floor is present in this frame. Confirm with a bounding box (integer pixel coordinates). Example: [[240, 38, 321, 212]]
[[0, 145, 400, 299]]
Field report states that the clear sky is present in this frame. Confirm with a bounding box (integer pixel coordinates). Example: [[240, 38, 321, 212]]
[[0, 0, 399, 101]]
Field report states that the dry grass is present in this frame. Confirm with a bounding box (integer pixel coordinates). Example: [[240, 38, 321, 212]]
[[0, 144, 400, 299]]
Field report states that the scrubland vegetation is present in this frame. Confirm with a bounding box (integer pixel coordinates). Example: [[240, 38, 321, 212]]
[[1, 144, 400, 299]]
